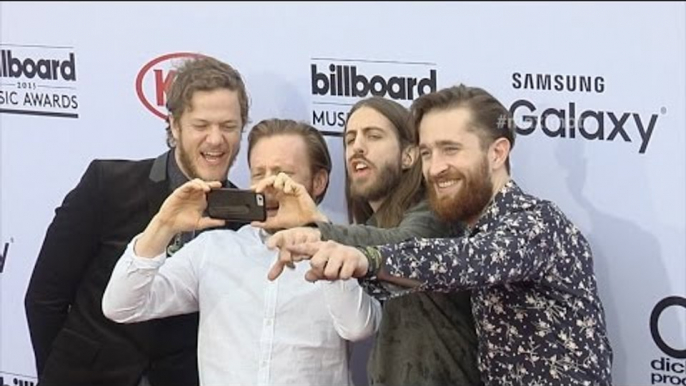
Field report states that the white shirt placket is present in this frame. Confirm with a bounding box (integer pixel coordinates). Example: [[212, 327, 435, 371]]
[[257, 277, 279, 386]]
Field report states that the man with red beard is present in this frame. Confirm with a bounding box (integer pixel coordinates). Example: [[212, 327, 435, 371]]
[[256, 97, 480, 386], [271, 85, 614, 386], [25, 56, 249, 386]]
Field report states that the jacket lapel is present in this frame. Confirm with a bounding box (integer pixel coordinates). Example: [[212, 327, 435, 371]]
[[146, 151, 171, 218]]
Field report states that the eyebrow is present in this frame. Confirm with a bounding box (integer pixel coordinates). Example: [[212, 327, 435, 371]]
[[420, 140, 462, 149], [346, 126, 385, 136], [436, 140, 461, 147], [250, 165, 295, 175], [190, 118, 239, 125]]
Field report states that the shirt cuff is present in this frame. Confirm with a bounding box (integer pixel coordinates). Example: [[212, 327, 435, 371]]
[[320, 278, 360, 292], [126, 234, 167, 270]]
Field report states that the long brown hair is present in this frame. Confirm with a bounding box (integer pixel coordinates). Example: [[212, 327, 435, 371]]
[[346, 97, 424, 228]]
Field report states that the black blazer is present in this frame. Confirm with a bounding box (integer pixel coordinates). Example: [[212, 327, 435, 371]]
[[25, 152, 243, 386]]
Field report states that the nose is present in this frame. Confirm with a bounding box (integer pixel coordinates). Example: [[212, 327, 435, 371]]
[[425, 153, 448, 180], [205, 126, 224, 146], [350, 135, 367, 156]]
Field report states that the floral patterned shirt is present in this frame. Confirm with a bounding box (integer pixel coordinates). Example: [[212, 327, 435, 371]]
[[361, 180, 613, 386]]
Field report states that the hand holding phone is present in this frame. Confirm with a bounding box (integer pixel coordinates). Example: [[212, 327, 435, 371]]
[[206, 188, 267, 222]]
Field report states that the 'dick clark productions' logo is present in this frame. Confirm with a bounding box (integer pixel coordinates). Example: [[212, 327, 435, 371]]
[[310, 57, 437, 135], [0, 43, 79, 118], [136, 52, 204, 120], [508, 72, 665, 154], [649, 296, 686, 385]]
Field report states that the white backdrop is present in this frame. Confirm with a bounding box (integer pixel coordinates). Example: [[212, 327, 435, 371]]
[[1, 2, 685, 386]]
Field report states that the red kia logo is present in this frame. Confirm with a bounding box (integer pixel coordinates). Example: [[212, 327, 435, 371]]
[[135, 52, 205, 120]]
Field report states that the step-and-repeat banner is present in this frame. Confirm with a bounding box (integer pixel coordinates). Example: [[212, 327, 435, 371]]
[[1, 2, 684, 385]]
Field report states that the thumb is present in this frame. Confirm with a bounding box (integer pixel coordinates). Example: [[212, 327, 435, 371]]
[[252, 217, 285, 231], [197, 217, 226, 230], [251, 217, 280, 229], [251, 220, 267, 229], [251, 218, 281, 230]]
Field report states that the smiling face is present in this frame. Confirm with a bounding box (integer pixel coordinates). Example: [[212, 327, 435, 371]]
[[170, 89, 242, 182], [419, 107, 495, 224], [344, 106, 403, 208]]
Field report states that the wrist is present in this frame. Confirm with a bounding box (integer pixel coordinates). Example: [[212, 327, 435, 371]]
[[135, 215, 177, 258], [148, 214, 177, 239], [358, 246, 382, 278]]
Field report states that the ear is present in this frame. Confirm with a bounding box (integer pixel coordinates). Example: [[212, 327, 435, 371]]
[[489, 138, 511, 171], [401, 145, 418, 170], [312, 169, 329, 199]]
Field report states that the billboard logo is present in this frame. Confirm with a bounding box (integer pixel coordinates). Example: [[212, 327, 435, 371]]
[[0, 44, 79, 119], [311, 64, 436, 100], [310, 57, 438, 135], [135, 52, 204, 120]]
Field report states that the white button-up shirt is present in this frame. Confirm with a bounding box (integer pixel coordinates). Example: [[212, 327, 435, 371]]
[[103, 225, 382, 386]]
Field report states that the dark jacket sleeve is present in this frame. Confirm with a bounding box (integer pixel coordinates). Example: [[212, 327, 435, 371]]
[[316, 200, 453, 246], [24, 161, 104, 374]]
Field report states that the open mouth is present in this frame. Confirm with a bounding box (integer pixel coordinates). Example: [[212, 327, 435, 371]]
[[350, 159, 372, 176], [201, 151, 226, 165], [436, 179, 458, 189], [433, 179, 461, 196]]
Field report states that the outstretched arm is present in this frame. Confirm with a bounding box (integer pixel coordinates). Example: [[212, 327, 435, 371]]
[[102, 233, 206, 323], [320, 279, 383, 341]]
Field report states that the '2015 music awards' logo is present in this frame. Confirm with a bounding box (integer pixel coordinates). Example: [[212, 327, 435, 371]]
[[0, 43, 79, 119], [135, 52, 204, 120]]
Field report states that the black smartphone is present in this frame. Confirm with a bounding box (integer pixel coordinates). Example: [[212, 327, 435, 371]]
[[206, 188, 266, 222]]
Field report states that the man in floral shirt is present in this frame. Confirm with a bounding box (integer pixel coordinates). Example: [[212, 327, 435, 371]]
[[271, 84, 614, 386]]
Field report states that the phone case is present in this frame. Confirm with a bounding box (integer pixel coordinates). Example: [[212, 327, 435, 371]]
[[206, 189, 266, 222]]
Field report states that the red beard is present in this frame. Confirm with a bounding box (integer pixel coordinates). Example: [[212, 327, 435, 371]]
[[427, 156, 493, 224]]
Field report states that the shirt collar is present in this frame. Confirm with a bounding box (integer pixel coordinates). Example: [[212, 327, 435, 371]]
[[471, 179, 523, 234]]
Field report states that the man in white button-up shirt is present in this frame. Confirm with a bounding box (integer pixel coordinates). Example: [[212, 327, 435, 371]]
[[102, 119, 382, 386]]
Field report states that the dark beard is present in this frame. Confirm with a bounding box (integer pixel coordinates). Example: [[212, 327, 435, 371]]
[[177, 138, 201, 180], [428, 157, 493, 224], [349, 161, 401, 203]]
